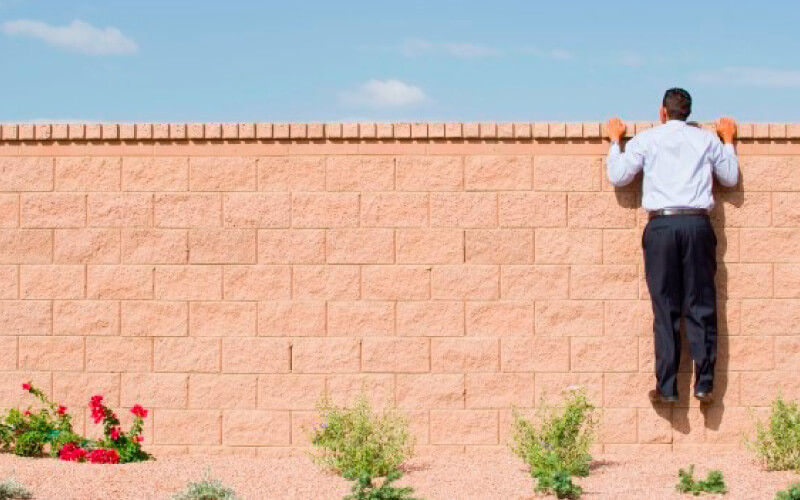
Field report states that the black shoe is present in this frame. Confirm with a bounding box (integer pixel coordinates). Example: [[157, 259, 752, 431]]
[[693, 390, 713, 404], [648, 389, 678, 404]]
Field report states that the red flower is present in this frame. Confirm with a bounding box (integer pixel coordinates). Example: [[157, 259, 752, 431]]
[[59, 443, 87, 462], [109, 426, 121, 440], [22, 383, 31, 391], [134, 435, 144, 443], [23, 410, 31, 417], [130, 404, 148, 418], [90, 395, 103, 407], [57, 405, 67, 415], [87, 448, 119, 464]]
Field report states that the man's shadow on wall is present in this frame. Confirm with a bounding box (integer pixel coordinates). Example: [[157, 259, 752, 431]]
[[615, 129, 744, 442]]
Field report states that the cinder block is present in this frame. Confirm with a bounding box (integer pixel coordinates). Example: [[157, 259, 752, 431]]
[[292, 192, 359, 228], [189, 229, 256, 264], [154, 193, 222, 228], [431, 338, 499, 372], [19, 336, 84, 371], [291, 337, 360, 373], [190, 302, 257, 336], [223, 410, 290, 446], [154, 265, 222, 300], [430, 410, 498, 445], [259, 156, 325, 191], [362, 265, 430, 300], [21, 193, 85, 228], [362, 337, 429, 372], [397, 301, 464, 337], [431, 265, 499, 300], [223, 338, 290, 373], [327, 156, 394, 191], [465, 156, 532, 190], [122, 373, 188, 408], [0, 157, 53, 191], [189, 157, 256, 191], [326, 228, 394, 264], [122, 301, 188, 337], [55, 157, 121, 191], [396, 229, 463, 264], [292, 265, 360, 300]]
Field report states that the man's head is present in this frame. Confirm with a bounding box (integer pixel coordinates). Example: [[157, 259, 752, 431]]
[[660, 88, 692, 122]]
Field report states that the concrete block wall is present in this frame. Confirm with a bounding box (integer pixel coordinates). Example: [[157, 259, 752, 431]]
[[0, 121, 798, 456]]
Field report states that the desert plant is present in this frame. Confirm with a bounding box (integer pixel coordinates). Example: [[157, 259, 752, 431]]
[[510, 388, 597, 498], [171, 470, 240, 500], [676, 465, 727, 496], [309, 393, 414, 480], [535, 469, 583, 500], [344, 471, 420, 500], [750, 396, 800, 471], [0, 478, 32, 500], [0, 383, 81, 457], [776, 482, 800, 500]]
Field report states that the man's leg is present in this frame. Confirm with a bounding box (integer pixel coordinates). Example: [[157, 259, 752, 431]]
[[643, 217, 684, 398], [680, 216, 718, 394]]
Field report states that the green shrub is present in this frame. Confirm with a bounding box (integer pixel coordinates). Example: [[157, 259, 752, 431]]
[[344, 471, 420, 500], [0, 384, 81, 458], [510, 388, 597, 498], [309, 393, 414, 480], [171, 471, 240, 500], [750, 396, 800, 471], [776, 482, 800, 500], [0, 478, 32, 500], [676, 465, 727, 496]]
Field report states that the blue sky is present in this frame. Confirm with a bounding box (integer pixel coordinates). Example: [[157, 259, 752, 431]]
[[1, 0, 799, 123]]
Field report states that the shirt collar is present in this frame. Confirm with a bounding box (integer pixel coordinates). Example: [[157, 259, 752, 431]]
[[664, 120, 686, 127]]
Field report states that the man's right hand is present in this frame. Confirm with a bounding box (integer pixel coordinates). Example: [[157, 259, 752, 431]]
[[716, 117, 736, 144], [606, 117, 626, 143]]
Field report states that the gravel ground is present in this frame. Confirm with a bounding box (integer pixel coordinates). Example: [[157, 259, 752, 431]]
[[0, 451, 796, 500]]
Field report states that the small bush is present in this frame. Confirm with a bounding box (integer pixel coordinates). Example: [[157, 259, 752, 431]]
[[750, 396, 800, 471], [676, 465, 727, 496], [171, 471, 240, 500], [0, 383, 81, 458], [309, 393, 414, 480], [0, 478, 32, 500], [776, 482, 800, 500], [344, 471, 420, 500], [510, 388, 597, 498]]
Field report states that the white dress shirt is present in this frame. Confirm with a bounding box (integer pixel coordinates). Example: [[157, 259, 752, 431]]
[[607, 120, 739, 211]]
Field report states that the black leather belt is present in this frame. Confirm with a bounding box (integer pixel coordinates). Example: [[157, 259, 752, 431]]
[[648, 208, 709, 219]]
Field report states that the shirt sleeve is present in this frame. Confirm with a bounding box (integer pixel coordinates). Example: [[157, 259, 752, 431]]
[[607, 135, 645, 187], [709, 137, 739, 187]]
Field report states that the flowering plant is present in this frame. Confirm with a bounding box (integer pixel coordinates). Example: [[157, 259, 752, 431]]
[[0, 383, 82, 457], [0, 382, 151, 464], [86, 395, 150, 463]]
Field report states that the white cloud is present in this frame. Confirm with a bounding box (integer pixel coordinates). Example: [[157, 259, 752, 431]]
[[339, 79, 428, 108], [617, 51, 645, 67], [1, 19, 137, 55], [692, 67, 800, 88], [402, 38, 498, 58], [519, 47, 574, 60], [401, 39, 573, 61], [441, 42, 499, 58]]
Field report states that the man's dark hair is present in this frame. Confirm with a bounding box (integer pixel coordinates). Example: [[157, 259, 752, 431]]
[[662, 88, 692, 120]]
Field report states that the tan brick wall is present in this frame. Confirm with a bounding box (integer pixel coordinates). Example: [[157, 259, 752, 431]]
[[0, 121, 798, 456]]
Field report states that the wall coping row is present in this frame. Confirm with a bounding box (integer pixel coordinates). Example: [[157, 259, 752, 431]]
[[0, 122, 798, 142]]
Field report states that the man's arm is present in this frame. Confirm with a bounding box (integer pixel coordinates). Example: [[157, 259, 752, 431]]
[[709, 117, 738, 187], [606, 117, 644, 186]]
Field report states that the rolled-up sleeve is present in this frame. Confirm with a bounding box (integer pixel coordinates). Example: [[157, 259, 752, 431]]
[[607, 136, 645, 187], [709, 138, 738, 187]]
